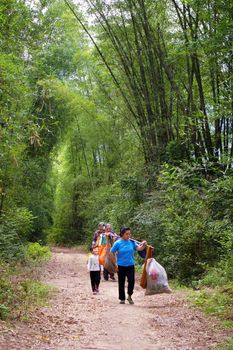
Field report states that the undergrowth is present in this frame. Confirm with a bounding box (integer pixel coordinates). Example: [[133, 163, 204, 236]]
[[0, 243, 53, 320], [190, 287, 233, 327], [215, 338, 233, 350]]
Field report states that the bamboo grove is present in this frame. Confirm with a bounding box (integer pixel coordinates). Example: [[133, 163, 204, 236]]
[[0, 0, 232, 285], [67, 0, 233, 169]]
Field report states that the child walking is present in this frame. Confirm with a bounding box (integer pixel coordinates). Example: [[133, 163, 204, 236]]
[[87, 247, 101, 295]]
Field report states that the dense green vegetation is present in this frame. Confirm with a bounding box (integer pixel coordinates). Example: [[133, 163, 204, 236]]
[[0, 0, 232, 324], [0, 242, 51, 320]]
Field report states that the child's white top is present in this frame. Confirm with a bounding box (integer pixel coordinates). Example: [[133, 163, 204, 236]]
[[87, 254, 100, 271]]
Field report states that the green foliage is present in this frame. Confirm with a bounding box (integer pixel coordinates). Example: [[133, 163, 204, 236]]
[[7, 208, 35, 241], [159, 166, 232, 281], [165, 140, 188, 165], [128, 164, 233, 284], [80, 175, 145, 245], [215, 338, 233, 350], [190, 287, 233, 324], [25, 243, 51, 264], [0, 0, 57, 246], [0, 217, 24, 262], [46, 227, 64, 245], [0, 208, 36, 262], [0, 264, 13, 319], [0, 257, 52, 321], [0, 0, 232, 315], [20, 279, 52, 312], [208, 176, 233, 222], [198, 257, 233, 288], [0, 304, 10, 320]]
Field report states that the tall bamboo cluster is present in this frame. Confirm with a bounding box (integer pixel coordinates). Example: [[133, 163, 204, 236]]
[[80, 0, 232, 171]]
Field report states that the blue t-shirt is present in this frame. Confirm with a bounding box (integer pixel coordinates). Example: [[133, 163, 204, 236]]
[[110, 239, 139, 266]]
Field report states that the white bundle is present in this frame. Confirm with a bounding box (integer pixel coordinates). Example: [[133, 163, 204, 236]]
[[145, 258, 172, 295]]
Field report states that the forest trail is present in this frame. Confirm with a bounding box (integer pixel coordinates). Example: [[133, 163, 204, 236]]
[[0, 247, 231, 350]]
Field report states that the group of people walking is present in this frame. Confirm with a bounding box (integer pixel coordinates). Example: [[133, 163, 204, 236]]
[[87, 222, 147, 304], [92, 222, 118, 281]]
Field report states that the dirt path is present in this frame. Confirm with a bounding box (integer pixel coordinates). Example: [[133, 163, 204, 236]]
[[0, 247, 231, 350]]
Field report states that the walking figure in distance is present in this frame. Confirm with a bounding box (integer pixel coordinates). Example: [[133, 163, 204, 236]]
[[87, 247, 101, 295]]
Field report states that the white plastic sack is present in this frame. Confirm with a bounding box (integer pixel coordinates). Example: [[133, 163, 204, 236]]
[[145, 258, 172, 295]]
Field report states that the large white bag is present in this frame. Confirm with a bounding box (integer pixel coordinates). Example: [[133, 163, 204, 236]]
[[145, 258, 172, 295]]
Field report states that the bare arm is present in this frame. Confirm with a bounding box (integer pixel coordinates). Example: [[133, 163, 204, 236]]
[[136, 240, 147, 251]]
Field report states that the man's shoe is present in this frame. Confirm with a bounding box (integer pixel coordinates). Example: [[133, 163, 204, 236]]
[[119, 300, 125, 304], [110, 276, 116, 281], [127, 295, 134, 304]]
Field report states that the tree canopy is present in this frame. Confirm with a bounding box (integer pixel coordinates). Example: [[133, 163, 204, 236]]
[[0, 0, 232, 286]]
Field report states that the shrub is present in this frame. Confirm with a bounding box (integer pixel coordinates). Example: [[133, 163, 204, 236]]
[[20, 279, 52, 309], [0, 271, 14, 320], [0, 304, 10, 320], [25, 242, 51, 264], [0, 259, 53, 320], [46, 227, 62, 245], [8, 207, 35, 241], [198, 257, 233, 288], [0, 208, 35, 262], [0, 218, 24, 262], [129, 164, 233, 283], [190, 287, 233, 324]]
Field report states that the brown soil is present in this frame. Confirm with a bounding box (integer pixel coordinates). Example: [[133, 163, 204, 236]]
[[0, 247, 232, 350]]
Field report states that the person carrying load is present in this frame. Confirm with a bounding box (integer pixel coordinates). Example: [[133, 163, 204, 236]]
[[110, 227, 147, 305], [92, 222, 116, 281]]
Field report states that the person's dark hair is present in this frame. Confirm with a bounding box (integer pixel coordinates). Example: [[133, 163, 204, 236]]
[[120, 227, 131, 237]]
